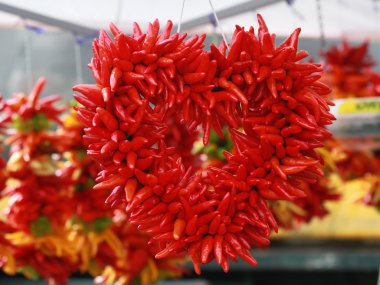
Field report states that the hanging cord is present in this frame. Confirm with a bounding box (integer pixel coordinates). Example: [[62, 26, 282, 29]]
[[316, 0, 326, 50], [74, 35, 83, 84], [176, 0, 229, 51], [372, 0, 380, 32], [22, 19, 33, 91], [115, 0, 123, 26], [177, 0, 186, 33], [335, 0, 344, 39], [208, 0, 230, 51], [208, 14, 219, 47], [286, 0, 304, 21]]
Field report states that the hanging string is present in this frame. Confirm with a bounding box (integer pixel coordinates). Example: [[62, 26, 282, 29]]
[[177, 0, 186, 33], [286, 0, 304, 21], [22, 19, 33, 91], [208, 0, 230, 51], [74, 35, 83, 84], [208, 13, 219, 47], [335, 0, 344, 38], [373, 0, 380, 11], [316, 0, 326, 50], [372, 0, 380, 32], [25, 24, 45, 34], [115, 0, 123, 26]]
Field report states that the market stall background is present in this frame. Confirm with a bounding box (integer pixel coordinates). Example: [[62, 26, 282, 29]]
[[0, 0, 380, 285], [1, 0, 380, 95]]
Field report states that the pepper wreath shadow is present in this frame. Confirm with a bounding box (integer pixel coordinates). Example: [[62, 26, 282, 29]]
[[74, 14, 335, 274]]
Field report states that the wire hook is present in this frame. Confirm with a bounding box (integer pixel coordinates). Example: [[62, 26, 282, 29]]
[[208, 0, 229, 52]]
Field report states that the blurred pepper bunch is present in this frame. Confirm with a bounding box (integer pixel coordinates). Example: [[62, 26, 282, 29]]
[[0, 79, 185, 285], [321, 41, 380, 209], [322, 40, 380, 98], [0, 78, 78, 284]]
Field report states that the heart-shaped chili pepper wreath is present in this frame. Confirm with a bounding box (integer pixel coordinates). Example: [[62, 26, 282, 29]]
[[73, 14, 335, 273]]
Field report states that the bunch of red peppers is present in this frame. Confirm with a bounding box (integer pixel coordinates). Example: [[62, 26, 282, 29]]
[[322, 40, 380, 98], [73, 15, 335, 273], [0, 79, 78, 283], [321, 40, 380, 209], [199, 128, 340, 229], [7, 15, 378, 284], [0, 79, 184, 285]]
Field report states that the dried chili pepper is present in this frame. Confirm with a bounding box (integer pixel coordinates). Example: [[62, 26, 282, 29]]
[[73, 15, 335, 274]]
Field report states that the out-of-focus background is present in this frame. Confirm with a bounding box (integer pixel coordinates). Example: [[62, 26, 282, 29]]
[[2, 0, 380, 96], [1, 0, 380, 284]]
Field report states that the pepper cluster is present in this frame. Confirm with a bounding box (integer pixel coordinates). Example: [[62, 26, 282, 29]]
[[202, 129, 339, 229], [59, 110, 185, 285], [0, 79, 185, 285], [0, 78, 78, 284], [321, 41, 380, 209], [74, 15, 334, 272], [322, 40, 380, 98], [0, 78, 74, 235]]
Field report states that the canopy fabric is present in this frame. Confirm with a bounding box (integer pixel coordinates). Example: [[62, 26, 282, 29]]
[[1, 0, 380, 96], [0, 0, 379, 39]]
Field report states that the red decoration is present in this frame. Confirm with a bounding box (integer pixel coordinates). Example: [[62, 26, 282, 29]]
[[0, 78, 72, 234], [74, 15, 334, 273], [322, 40, 380, 98], [0, 79, 187, 285]]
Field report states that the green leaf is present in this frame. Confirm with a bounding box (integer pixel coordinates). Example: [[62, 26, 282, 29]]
[[74, 183, 86, 192], [76, 149, 87, 161], [85, 178, 96, 189], [216, 148, 225, 160], [75, 178, 95, 192], [130, 279, 142, 285], [30, 216, 52, 237], [208, 129, 220, 144], [17, 266, 40, 280], [11, 113, 51, 132], [92, 217, 112, 233], [32, 114, 51, 131]]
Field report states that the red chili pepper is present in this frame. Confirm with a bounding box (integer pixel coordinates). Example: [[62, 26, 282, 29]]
[[73, 84, 104, 106], [96, 107, 118, 131], [73, 15, 336, 276]]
